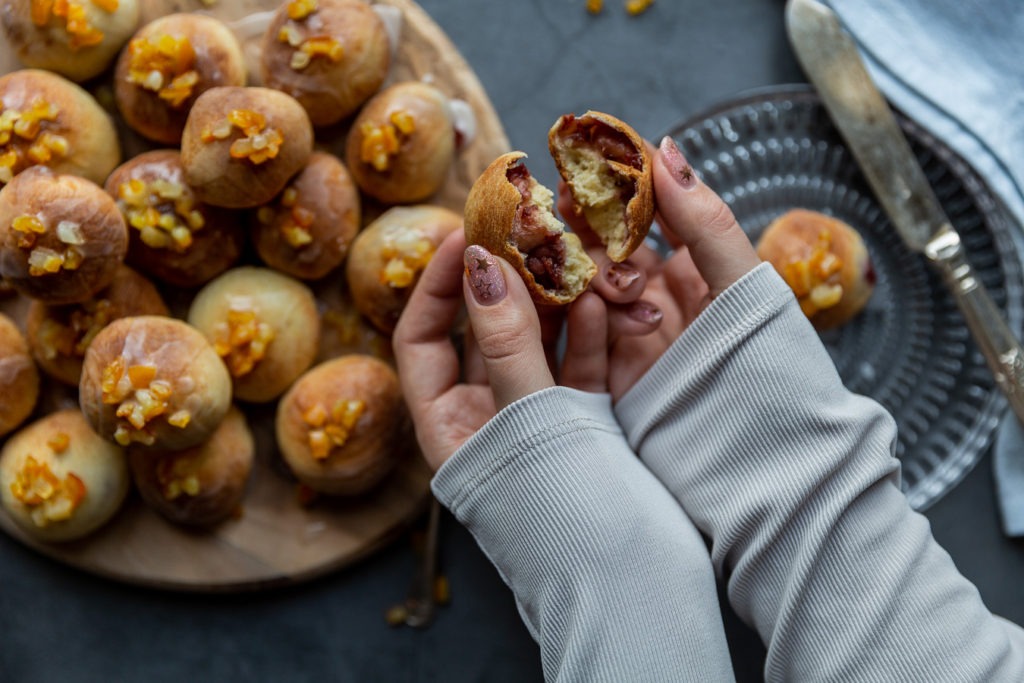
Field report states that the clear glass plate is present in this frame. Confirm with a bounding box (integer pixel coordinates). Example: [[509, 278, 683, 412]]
[[663, 85, 1024, 510]]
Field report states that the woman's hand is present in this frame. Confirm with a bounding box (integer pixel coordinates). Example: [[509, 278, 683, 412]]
[[557, 136, 762, 400]]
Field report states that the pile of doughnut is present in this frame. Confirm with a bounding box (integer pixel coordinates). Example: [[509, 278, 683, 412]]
[[0, 0, 468, 542]]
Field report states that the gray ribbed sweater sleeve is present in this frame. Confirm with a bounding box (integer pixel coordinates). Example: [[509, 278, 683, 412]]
[[432, 387, 735, 682], [616, 262, 1024, 681]]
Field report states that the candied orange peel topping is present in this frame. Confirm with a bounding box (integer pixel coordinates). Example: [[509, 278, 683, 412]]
[[201, 109, 284, 165], [781, 230, 845, 317], [212, 304, 275, 378], [360, 110, 416, 172], [586, 0, 603, 13], [277, 8, 345, 72], [303, 399, 365, 459], [624, 0, 654, 15], [47, 432, 71, 453], [116, 176, 205, 252], [379, 226, 435, 288], [286, 0, 317, 20], [155, 453, 202, 501], [10, 455, 87, 526], [38, 298, 114, 364], [31, 0, 118, 50], [126, 34, 200, 108], [0, 99, 68, 185], [12, 214, 85, 276], [257, 185, 316, 249], [101, 357, 186, 446]]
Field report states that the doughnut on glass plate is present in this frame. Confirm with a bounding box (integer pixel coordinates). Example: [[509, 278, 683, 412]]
[[662, 85, 1024, 510]]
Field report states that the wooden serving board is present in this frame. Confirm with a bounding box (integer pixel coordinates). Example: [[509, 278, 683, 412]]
[[0, 0, 510, 590]]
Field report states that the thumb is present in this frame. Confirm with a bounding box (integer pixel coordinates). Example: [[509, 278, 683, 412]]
[[653, 135, 761, 297], [463, 244, 554, 411]]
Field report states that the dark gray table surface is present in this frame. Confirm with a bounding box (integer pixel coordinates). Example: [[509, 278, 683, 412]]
[[3, 2, 1023, 681]]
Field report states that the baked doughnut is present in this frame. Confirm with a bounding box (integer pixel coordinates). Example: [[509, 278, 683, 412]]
[[25, 265, 168, 386], [548, 111, 653, 262], [79, 315, 232, 450], [260, 0, 390, 127], [276, 354, 404, 496], [105, 149, 244, 287], [0, 312, 39, 438], [0, 166, 128, 305], [0, 409, 129, 542], [0, 69, 121, 186], [0, 0, 140, 82], [114, 13, 247, 145], [251, 151, 360, 281], [345, 81, 455, 205], [464, 151, 597, 305], [181, 86, 314, 209], [756, 208, 876, 330], [128, 406, 253, 527], [346, 204, 461, 334], [188, 266, 320, 403]]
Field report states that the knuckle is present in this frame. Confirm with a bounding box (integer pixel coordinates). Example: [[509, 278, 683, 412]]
[[475, 319, 533, 365], [702, 199, 739, 238]]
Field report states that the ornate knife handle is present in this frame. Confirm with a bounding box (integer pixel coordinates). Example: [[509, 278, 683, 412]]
[[926, 228, 1024, 422]]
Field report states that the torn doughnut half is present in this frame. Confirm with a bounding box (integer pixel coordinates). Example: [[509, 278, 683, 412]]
[[548, 110, 654, 263], [464, 152, 597, 305]]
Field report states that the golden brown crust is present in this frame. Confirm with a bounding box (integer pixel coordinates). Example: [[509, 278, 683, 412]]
[[276, 355, 404, 496], [0, 408, 129, 542], [0, 0, 140, 82], [105, 149, 244, 287], [756, 208, 876, 330], [79, 315, 232, 451], [180, 86, 314, 209], [548, 110, 653, 262], [251, 151, 360, 281], [26, 265, 168, 386], [114, 13, 247, 145], [128, 406, 254, 528], [187, 266, 321, 403], [464, 151, 597, 305], [346, 204, 462, 335], [0, 167, 128, 305], [345, 81, 455, 205], [0, 69, 121, 186], [259, 0, 390, 127], [0, 311, 38, 437]]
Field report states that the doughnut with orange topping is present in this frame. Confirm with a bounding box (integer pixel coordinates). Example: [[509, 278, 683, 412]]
[[105, 149, 244, 287], [128, 406, 254, 528], [0, 312, 39, 438], [113, 13, 246, 145], [0, 69, 121, 187], [79, 315, 232, 451], [0, 409, 129, 542], [345, 81, 456, 205], [251, 151, 360, 280], [276, 354, 404, 496], [755, 208, 876, 330], [0, 166, 128, 305], [187, 266, 320, 403], [345, 204, 461, 335], [25, 265, 168, 386], [0, 0, 140, 82], [181, 85, 314, 209], [259, 0, 391, 127]]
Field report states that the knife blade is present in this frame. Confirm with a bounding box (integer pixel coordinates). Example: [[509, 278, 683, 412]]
[[785, 0, 1024, 424]]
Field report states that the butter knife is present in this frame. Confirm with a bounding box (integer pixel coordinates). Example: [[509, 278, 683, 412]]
[[785, 0, 1024, 423]]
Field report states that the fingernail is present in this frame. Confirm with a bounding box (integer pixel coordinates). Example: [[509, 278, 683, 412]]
[[627, 300, 663, 325], [464, 245, 507, 305], [659, 136, 697, 190], [603, 261, 640, 290]]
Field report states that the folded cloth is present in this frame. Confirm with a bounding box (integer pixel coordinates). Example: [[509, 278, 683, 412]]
[[826, 0, 1024, 535], [826, 0, 1024, 230]]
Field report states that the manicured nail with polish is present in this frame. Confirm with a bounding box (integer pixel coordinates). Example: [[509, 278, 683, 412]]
[[627, 300, 664, 325], [464, 245, 507, 305], [659, 136, 698, 189], [603, 261, 640, 290]]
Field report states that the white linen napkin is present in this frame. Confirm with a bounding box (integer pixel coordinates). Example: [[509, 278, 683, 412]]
[[826, 0, 1024, 534]]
